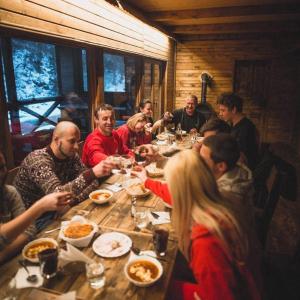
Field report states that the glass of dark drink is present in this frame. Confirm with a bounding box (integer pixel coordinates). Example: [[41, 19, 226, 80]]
[[134, 147, 147, 164], [153, 228, 169, 256], [38, 248, 58, 279]]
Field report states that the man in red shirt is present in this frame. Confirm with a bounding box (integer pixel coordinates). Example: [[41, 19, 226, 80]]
[[82, 104, 131, 167]]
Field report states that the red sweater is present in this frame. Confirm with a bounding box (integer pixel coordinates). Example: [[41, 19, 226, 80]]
[[82, 129, 131, 167], [170, 225, 261, 300], [116, 124, 152, 149], [144, 178, 172, 206]]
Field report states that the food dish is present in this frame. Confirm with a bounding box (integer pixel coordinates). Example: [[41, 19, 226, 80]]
[[126, 183, 151, 198], [59, 216, 98, 247], [89, 189, 113, 204], [124, 256, 163, 287], [156, 132, 174, 141], [93, 232, 132, 258], [64, 222, 93, 239], [145, 164, 164, 177], [22, 238, 58, 263]]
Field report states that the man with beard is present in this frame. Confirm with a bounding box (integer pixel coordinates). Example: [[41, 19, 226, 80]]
[[14, 121, 114, 229], [168, 95, 206, 133]]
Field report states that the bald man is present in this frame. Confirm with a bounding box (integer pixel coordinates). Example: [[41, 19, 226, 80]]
[[14, 121, 114, 230]]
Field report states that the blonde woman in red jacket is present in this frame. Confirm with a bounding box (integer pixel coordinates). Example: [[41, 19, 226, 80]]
[[165, 150, 261, 300], [116, 113, 152, 149]]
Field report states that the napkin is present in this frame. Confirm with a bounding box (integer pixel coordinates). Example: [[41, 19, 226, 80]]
[[148, 211, 171, 225], [15, 266, 43, 289], [59, 243, 94, 267], [129, 250, 157, 261], [102, 183, 123, 192]]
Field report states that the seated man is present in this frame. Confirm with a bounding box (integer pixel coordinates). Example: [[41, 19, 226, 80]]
[[199, 117, 231, 137], [14, 121, 114, 230], [217, 92, 259, 170], [0, 151, 71, 263], [82, 104, 132, 167], [135, 134, 255, 219], [165, 95, 206, 133]]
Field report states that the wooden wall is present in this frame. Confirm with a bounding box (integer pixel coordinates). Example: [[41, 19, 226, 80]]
[[175, 38, 300, 148], [0, 0, 171, 61]]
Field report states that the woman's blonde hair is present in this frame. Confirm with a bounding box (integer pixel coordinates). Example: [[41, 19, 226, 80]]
[[165, 150, 248, 262], [126, 113, 147, 131]]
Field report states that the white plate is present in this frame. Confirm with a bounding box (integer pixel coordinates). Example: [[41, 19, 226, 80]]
[[125, 185, 151, 198], [93, 232, 132, 258], [163, 202, 172, 209], [145, 164, 164, 177]]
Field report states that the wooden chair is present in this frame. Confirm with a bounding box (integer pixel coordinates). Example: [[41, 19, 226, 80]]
[[257, 165, 284, 247], [5, 166, 20, 185]]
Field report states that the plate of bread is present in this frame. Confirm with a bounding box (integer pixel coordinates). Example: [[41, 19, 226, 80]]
[[125, 183, 151, 198]]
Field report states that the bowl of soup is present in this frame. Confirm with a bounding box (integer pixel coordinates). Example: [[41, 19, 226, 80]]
[[124, 256, 163, 287], [89, 189, 113, 204], [22, 238, 58, 263]]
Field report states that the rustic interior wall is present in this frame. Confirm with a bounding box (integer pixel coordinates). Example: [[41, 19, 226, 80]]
[[175, 38, 300, 150]]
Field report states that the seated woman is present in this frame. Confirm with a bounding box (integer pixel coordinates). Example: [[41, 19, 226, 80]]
[[165, 150, 261, 300], [0, 151, 71, 264], [116, 113, 152, 149], [138, 99, 153, 126]]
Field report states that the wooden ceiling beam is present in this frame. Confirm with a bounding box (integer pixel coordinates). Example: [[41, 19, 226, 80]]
[[177, 31, 300, 42], [105, 0, 177, 40], [147, 3, 300, 21], [171, 20, 300, 34]]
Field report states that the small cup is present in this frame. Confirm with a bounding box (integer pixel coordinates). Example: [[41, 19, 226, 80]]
[[153, 227, 169, 256], [86, 262, 105, 289], [38, 248, 58, 279]]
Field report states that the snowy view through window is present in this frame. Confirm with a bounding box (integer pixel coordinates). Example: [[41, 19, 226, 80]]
[[11, 38, 60, 134], [104, 53, 125, 92]]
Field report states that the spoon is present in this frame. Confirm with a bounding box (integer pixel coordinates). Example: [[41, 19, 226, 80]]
[[131, 246, 166, 261], [18, 260, 38, 283], [44, 227, 61, 234]]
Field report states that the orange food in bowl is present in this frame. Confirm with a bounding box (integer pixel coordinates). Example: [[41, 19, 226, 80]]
[[25, 241, 56, 259], [91, 192, 111, 202], [64, 222, 93, 239]]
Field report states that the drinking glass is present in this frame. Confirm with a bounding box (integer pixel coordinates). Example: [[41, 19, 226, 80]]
[[153, 227, 169, 256], [134, 207, 149, 229], [38, 248, 58, 279], [86, 262, 105, 289]]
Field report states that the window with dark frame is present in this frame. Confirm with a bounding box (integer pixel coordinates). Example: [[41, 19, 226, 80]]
[[0, 37, 90, 166], [103, 52, 136, 127]]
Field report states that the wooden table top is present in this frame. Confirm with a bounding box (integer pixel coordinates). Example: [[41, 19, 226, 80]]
[[0, 173, 177, 300]]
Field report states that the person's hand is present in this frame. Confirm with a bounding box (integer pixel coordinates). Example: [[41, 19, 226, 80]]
[[93, 158, 116, 177], [37, 191, 72, 213], [144, 123, 153, 135], [131, 167, 147, 183], [190, 128, 198, 134], [192, 140, 203, 152], [136, 144, 161, 163], [163, 112, 173, 122], [194, 292, 201, 300]]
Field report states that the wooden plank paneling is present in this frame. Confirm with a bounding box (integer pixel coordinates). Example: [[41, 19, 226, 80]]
[[175, 38, 300, 145], [0, 0, 171, 61]]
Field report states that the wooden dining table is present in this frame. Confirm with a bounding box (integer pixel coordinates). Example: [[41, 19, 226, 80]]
[[0, 172, 178, 300]]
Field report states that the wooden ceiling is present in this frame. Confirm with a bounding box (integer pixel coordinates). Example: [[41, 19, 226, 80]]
[[115, 0, 300, 40]]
